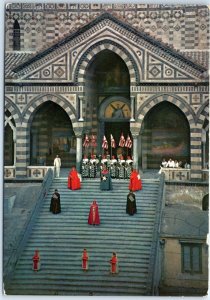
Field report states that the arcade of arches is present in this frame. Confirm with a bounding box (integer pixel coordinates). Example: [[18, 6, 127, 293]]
[[4, 11, 209, 180]]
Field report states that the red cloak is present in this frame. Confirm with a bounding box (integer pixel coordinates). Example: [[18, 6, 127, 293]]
[[68, 169, 81, 190], [32, 250, 40, 271], [82, 249, 89, 270], [110, 254, 118, 274], [129, 170, 142, 191], [88, 201, 100, 225]]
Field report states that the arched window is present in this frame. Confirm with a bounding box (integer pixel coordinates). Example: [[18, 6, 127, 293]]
[[4, 110, 16, 165], [13, 20, 20, 50]]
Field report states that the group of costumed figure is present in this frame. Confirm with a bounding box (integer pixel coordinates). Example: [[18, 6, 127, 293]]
[[47, 163, 142, 274], [81, 154, 134, 180]]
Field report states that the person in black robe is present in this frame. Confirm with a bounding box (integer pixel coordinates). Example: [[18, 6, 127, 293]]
[[50, 189, 61, 214], [126, 190, 137, 215]]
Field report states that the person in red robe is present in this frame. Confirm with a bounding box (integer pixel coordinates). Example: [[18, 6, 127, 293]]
[[82, 248, 89, 271], [110, 252, 118, 274], [67, 166, 81, 190], [32, 250, 41, 271], [129, 169, 142, 191], [88, 200, 100, 225]]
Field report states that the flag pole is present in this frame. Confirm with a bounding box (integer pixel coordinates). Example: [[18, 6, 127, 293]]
[[110, 135, 112, 158]]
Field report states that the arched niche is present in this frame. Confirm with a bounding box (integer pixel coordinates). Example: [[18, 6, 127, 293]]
[[4, 111, 16, 165], [30, 101, 76, 167], [141, 102, 190, 169]]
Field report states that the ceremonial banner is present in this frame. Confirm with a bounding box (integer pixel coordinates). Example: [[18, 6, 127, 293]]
[[83, 134, 89, 148], [125, 135, 132, 148], [102, 135, 108, 149], [119, 133, 125, 147], [110, 134, 116, 148], [90, 134, 97, 147]]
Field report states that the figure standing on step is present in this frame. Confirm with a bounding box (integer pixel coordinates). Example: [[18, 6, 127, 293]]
[[88, 200, 100, 225], [126, 190, 137, 215], [100, 165, 112, 191], [68, 166, 81, 190], [32, 250, 41, 271], [129, 169, 142, 192], [54, 155, 61, 178], [82, 248, 89, 271], [50, 189, 61, 214], [110, 252, 118, 274]]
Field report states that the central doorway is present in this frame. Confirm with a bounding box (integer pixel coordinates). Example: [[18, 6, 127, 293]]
[[85, 49, 131, 157]]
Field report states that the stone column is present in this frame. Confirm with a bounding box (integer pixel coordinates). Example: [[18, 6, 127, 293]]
[[130, 96, 135, 121], [76, 134, 83, 171], [132, 135, 138, 169], [79, 96, 84, 121], [202, 129, 206, 169], [15, 123, 29, 178]]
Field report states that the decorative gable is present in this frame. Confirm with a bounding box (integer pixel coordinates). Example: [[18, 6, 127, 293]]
[[146, 53, 195, 81], [24, 54, 67, 80], [10, 13, 207, 84]]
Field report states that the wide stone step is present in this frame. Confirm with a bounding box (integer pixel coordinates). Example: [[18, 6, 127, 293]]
[[6, 283, 147, 296], [5, 178, 161, 296]]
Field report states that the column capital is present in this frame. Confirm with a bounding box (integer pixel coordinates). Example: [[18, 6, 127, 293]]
[[132, 134, 139, 139], [74, 128, 84, 138]]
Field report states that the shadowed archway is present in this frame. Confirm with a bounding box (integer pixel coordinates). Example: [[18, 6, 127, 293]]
[[141, 102, 190, 169], [30, 101, 76, 167]]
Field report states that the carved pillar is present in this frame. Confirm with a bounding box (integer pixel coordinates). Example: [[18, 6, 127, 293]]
[[76, 135, 83, 171], [130, 96, 135, 121], [132, 135, 138, 169], [130, 122, 140, 170], [79, 96, 84, 121]]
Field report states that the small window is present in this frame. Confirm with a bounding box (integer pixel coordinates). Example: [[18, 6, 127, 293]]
[[13, 20, 20, 50], [181, 243, 202, 274]]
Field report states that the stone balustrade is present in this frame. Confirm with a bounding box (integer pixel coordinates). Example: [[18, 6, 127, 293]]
[[161, 168, 191, 181], [4, 166, 16, 179], [27, 166, 54, 179]]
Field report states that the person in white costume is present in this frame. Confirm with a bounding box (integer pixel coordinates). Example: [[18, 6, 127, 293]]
[[54, 155, 61, 177]]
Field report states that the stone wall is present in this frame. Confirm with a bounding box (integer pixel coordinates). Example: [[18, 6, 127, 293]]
[[161, 238, 208, 291], [165, 183, 208, 208], [5, 3, 209, 67]]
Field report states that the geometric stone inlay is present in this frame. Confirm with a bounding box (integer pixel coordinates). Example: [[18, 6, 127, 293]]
[[32, 169, 41, 177], [164, 67, 174, 77], [191, 94, 201, 105], [149, 65, 161, 78], [200, 24, 207, 31], [54, 66, 65, 78], [42, 69, 51, 77], [174, 24, 181, 31], [16, 94, 27, 105]]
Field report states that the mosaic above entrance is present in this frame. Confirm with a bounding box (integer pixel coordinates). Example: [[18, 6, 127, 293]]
[[104, 101, 131, 119]]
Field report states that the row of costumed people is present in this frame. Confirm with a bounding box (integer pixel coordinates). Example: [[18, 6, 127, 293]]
[[66, 165, 142, 192], [81, 154, 134, 179]]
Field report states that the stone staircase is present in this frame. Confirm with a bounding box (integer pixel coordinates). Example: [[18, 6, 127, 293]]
[[5, 178, 161, 296]]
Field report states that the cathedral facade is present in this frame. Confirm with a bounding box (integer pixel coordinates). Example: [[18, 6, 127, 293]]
[[4, 3, 209, 180]]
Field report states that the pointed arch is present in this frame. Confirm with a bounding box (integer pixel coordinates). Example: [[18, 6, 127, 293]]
[[137, 93, 195, 131], [5, 97, 21, 125], [74, 39, 140, 85], [13, 20, 20, 51], [22, 94, 77, 128]]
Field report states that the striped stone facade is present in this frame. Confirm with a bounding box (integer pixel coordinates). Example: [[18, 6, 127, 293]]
[[5, 5, 209, 180]]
